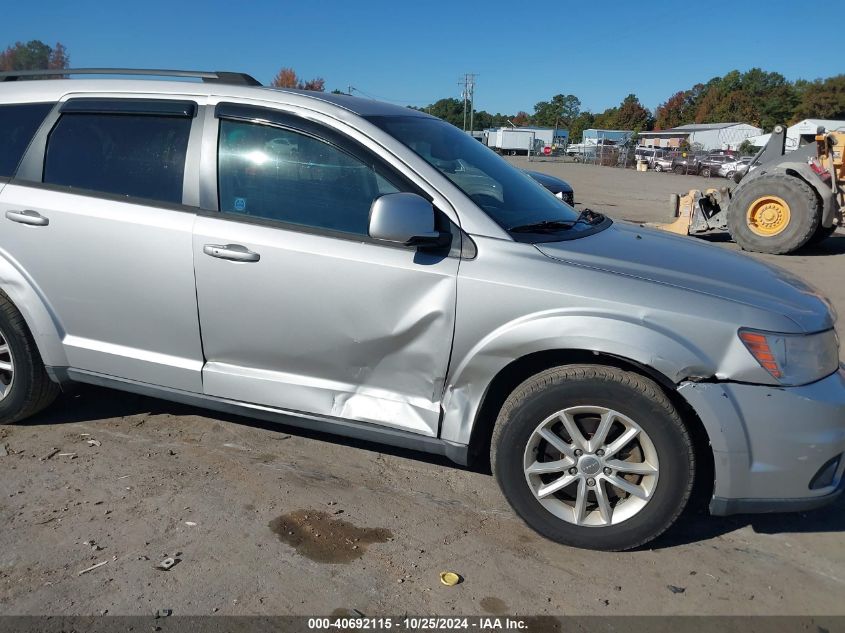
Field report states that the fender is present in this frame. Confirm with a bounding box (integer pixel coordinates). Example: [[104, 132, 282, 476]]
[[439, 311, 716, 445], [0, 248, 67, 368]]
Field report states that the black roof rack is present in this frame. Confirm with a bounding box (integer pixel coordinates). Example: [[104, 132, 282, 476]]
[[0, 68, 262, 86]]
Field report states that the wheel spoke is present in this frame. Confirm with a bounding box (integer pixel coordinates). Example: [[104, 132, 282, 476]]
[[536, 472, 577, 499], [0, 360, 11, 372], [537, 427, 576, 459], [559, 411, 588, 451], [588, 409, 616, 452], [607, 474, 649, 500], [606, 459, 658, 476], [572, 478, 587, 525], [603, 426, 639, 459], [526, 458, 571, 475], [0, 344, 8, 355], [594, 479, 613, 525]]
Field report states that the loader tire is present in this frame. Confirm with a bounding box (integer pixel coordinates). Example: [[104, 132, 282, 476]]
[[728, 174, 820, 254]]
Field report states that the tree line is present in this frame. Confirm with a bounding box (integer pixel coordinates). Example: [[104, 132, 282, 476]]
[[421, 68, 844, 139], [4, 41, 843, 141]]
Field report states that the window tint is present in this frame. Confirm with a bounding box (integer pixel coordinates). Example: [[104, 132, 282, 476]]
[[43, 113, 191, 204], [218, 119, 399, 235], [0, 102, 54, 177]]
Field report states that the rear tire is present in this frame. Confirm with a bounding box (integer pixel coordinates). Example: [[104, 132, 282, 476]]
[[673, 165, 684, 175], [491, 365, 694, 551], [728, 174, 820, 254], [654, 164, 663, 172], [0, 293, 60, 424], [700, 166, 711, 178]]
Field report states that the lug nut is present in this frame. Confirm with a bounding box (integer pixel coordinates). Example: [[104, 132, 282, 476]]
[[587, 478, 596, 487], [569, 467, 578, 475], [574, 449, 583, 456], [603, 467, 612, 475], [596, 449, 605, 456]]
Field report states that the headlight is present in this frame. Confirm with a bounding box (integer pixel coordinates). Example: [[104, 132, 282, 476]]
[[739, 328, 839, 385]]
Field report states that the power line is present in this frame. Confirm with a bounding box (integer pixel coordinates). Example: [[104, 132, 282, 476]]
[[459, 73, 478, 131]]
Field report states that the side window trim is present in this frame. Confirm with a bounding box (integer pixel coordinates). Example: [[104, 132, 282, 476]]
[[15, 97, 204, 209]]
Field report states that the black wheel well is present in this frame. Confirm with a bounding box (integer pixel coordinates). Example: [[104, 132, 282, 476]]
[[465, 349, 715, 507]]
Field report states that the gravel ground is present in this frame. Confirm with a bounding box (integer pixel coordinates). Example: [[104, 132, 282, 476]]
[[1, 163, 843, 616]]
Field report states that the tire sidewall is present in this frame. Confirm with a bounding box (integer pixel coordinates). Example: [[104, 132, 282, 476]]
[[494, 372, 692, 551], [0, 311, 35, 421], [728, 175, 820, 254]]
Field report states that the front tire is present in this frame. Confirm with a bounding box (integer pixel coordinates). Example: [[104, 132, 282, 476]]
[[0, 293, 60, 424], [491, 365, 694, 551], [728, 174, 820, 254], [654, 164, 663, 172]]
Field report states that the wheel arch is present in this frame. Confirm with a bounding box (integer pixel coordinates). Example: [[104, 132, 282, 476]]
[[452, 347, 715, 506], [0, 253, 67, 369]]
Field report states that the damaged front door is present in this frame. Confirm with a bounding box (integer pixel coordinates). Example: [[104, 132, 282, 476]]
[[192, 109, 458, 436]]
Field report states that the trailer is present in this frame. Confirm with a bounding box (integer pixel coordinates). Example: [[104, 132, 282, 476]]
[[486, 127, 565, 155]]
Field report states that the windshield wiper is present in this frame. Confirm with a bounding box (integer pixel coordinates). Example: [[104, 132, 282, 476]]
[[508, 208, 605, 233]]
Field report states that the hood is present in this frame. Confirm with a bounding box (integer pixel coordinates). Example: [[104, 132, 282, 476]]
[[535, 221, 834, 333]]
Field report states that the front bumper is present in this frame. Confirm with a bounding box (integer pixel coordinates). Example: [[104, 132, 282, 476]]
[[679, 368, 845, 516]]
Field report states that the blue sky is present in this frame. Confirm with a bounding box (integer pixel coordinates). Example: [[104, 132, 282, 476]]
[[3, 0, 843, 115]]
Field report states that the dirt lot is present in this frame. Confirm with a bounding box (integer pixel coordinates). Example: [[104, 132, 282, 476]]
[[2, 163, 844, 617]]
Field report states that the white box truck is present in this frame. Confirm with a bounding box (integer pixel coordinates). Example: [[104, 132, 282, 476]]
[[487, 127, 558, 155]]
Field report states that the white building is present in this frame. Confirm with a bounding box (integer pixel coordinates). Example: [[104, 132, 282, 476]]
[[744, 119, 845, 151], [638, 122, 763, 151]]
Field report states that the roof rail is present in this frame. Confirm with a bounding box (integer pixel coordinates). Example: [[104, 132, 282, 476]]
[[0, 68, 262, 86]]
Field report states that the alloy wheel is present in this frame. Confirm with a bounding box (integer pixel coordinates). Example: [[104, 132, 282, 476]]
[[523, 406, 659, 527], [0, 327, 13, 401]]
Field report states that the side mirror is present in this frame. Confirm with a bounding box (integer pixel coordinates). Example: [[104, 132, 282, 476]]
[[368, 193, 448, 247]]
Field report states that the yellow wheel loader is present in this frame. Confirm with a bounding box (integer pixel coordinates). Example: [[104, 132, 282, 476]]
[[657, 124, 844, 254]]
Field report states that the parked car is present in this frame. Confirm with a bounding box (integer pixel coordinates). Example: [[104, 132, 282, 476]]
[[1, 68, 844, 552], [524, 170, 575, 205], [671, 155, 703, 175], [634, 147, 671, 168], [697, 154, 737, 178], [653, 154, 676, 172], [718, 156, 755, 180]]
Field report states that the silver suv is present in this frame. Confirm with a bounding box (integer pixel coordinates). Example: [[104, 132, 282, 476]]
[[1, 69, 844, 551]]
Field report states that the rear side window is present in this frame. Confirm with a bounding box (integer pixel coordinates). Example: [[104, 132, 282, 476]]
[[0, 102, 54, 177], [43, 113, 191, 204]]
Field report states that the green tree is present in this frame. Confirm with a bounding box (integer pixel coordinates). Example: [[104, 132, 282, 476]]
[[0, 40, 69, 71], [532, 94, 580, 129], [614, 94, 653, 131], [793, 75, 845, 121], [569, 111, 595, 143]]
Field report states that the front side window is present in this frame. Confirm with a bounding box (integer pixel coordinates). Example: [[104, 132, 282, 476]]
[[0, 102, 54, 177], [367, 115, 605, 241], [217, 119, 399, 236], [43, 113, 191, 204]]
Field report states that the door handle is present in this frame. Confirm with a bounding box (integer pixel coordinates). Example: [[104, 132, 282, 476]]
[[6, 210, 49, 226], [203, 243, 260, 263]]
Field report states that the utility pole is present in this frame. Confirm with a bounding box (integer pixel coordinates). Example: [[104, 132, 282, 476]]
[[458, 73, 477, 132]]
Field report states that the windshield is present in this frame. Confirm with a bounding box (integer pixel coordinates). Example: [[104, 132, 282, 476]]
[[367, 115, 582, 231]]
